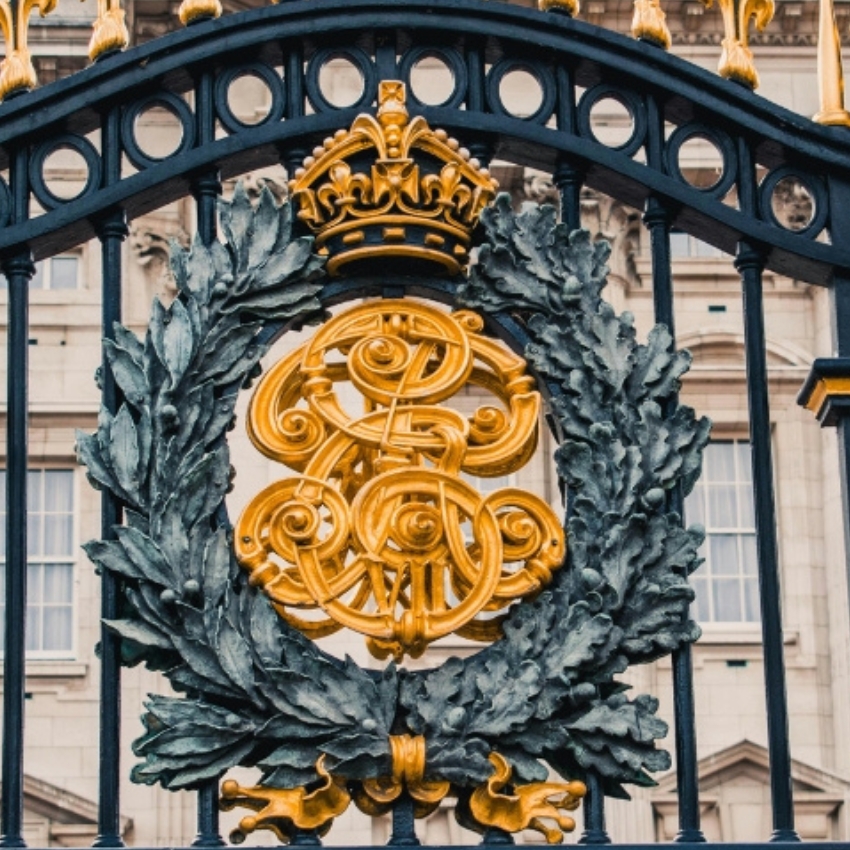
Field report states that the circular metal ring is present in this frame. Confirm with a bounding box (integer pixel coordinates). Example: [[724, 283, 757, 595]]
[[215, 63, 285, 134], [29, 134, 102, 211], [486, 59, 556, 125], [577, 84, 646, 157], [399, 46, 467, 109], [665, 123, 737, 199], [121, 92, 196, 170], [305, 47, 377, 114], [758, 165, 828, 239]]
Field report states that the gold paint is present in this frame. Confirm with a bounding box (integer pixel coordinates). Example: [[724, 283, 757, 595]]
[[813, 0, 850, 125], [383, 226, 406, 241], [469, 753, 586, 844], [289, 80, 498, 275], [342, 230, 365, 245], [0, 0, 58, 100], [220, 756, 350, 844], [631, 0, 672, 48], [700, 0, 774, 88], [177, 0, 222, 25], [803, 376, 850, 416], [538, 0, 580, 15], [356, 735, 451, 817], [425, 233, 445, 247], [235, 300, 565, 660], [88, 0, 128, 61]]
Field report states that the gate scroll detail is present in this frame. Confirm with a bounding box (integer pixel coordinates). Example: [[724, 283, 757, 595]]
[[75, 82, 710, 846]]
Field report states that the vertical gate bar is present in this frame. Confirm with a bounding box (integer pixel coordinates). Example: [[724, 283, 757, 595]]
[[736, 238, 799, 842], [191, 67, 226, 850], [283, 45, 307, 177], [643, 90, 704, 843], [93, 103, 129, 850], [464, 42, 492, 167], [578, 774, 610, 845], [554, 65, 582, 230], [0, 141, 34, 849]]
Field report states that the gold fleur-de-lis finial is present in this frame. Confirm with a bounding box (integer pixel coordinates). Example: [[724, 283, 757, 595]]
[[632, 0, 672, 48], [89, 0, 129, 62], [701, 0, 775, 88], [813, 0, 850, 126], [0, 0, 58, 101]]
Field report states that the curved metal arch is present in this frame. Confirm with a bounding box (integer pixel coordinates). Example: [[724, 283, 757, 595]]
[[0, 0, 848, 284]]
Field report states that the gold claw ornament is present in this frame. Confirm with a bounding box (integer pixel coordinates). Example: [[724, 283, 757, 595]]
[[701, 0, 774, 89], [469, 753, 586, 845], [220, 756, 351, 844]]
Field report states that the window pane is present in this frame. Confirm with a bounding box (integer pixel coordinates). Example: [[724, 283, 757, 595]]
[[708, 483, 737, 528], [43, 606, 72, 651], [713, 578, 743, 621], [670, 232, 690, 257], [44, 471, 73, 512], [26, 606, 42, 651], [691, 576, 710, 622], [43, 563, 73, 604], [743, 577, 760, 622], [740, 534, 758, 575], [705, 443, 736, 482], [44, 515, 72, 555], [27, 515, 43, 556], [27, 470, 42, 511], [736, 441, 752, 482], [50, 257, 78, 290], [0, 470, 6, 512], [738, 483, 755, 527], [710, 535, 739, 575], [30, 262, 45, 290]]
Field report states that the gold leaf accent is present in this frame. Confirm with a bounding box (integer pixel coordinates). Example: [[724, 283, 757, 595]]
[[178, 0, 222, 25], [0, 0, 58, 100], [538, 0, 580, 15], [89, 0, 128, 62], [631, 0, 672, 48], [813, 0, 850, 126], [469, 753, 586, 844], [701, 0, 774, 88], [220, 756, 351, 844]]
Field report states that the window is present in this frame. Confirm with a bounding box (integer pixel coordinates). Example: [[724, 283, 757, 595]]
[[0, 254, 80, 290], [669, 230, 723, 259], [686, 440, 759, 622], [0, 469, 75, 656]]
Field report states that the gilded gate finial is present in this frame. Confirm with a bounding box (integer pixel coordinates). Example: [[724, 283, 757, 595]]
[[88, 0, 129, 61], [178, 0, 222, 25], [289, 80, 498, 276], [538, 0, 580, 16], [631, 0, 672, 48], [0, 0, 58, 100], [701, 0, 774, 88], [813, 0, 850, 126]]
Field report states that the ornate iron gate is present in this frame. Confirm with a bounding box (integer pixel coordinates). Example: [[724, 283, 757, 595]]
[[3, 0, 850, 847]]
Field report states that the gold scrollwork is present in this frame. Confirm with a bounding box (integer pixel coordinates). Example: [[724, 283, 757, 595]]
[[469, 753, 586, 845], [700, 0, 774, 89], [0, 0, 57, 101], [235, 300, 566, 660], [220, 756, 351, 844]]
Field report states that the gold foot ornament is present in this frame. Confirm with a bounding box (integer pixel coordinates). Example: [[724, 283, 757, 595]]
[[631, 0, 672, 48], [469, 753, 586, 845], [220, 756, 351, 844]]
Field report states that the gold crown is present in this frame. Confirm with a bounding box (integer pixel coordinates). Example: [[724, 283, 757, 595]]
[[288, 81, 499, 276]]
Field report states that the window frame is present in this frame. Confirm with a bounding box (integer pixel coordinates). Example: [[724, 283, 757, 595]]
[[0, 467, 79, 660]]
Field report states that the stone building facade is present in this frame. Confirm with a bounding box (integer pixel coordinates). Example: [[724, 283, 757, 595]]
[[2, 0, 850, 844]]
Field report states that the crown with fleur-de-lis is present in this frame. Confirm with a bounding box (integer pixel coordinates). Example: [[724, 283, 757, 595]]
[[288, 80, 499, 276]]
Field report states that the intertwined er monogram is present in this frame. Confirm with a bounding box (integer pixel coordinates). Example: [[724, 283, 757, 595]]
[[234, 300, 565, 660]]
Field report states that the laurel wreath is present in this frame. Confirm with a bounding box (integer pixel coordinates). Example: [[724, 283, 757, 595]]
[[77, 187, 709, 805]]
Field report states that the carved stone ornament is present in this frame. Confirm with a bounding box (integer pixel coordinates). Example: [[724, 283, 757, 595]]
[[77, 101, 709, 847]]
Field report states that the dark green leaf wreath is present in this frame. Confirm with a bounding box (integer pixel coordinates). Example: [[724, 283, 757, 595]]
[[78, 188, 709, 803]]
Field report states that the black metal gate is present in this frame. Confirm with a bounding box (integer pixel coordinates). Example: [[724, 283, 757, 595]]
[[2, 1, 850, 847]]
